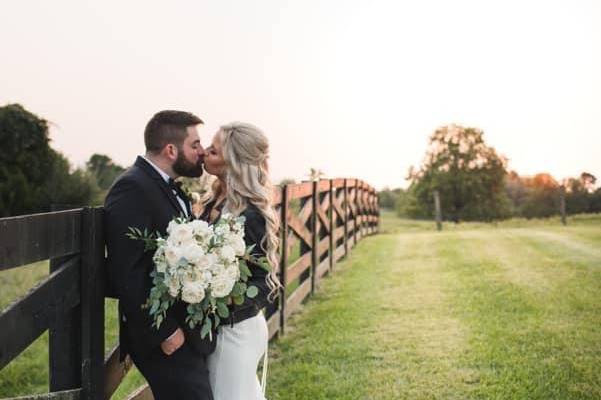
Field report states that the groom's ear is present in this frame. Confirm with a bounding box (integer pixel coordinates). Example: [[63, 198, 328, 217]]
[[163, 143, 179, 161]]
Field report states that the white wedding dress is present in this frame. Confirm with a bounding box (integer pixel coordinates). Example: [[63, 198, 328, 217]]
[[207, 312, 269, 400]]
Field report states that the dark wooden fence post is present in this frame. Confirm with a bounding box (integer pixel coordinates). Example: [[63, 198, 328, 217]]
[[559, 185, 567, 226], [366, 186, 374, 235], [48, 266, 82, 392], [310, 180, 318, 294], [434, 190, 442, 231], [357, 181, 363, 238], [80, 207, 105, 400], [376, 187, 381, 233], [279, 185, 289, 335], [353, 179, 359, 247], [328, 180, 334, 271], [372, 187, 377, 234], [343, 179, 349, 257], [49, 207, 82, 393]]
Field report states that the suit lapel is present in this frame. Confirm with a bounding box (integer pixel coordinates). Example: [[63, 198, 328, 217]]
[[134, 156, 187, 217]]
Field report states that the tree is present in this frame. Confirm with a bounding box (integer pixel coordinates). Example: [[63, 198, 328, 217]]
[[580, 172, 597, 193], [377, 187, 402, 210], [518, 173, 560, 218], [0, 104, 97, 216], [407, 124, 510, 221], [0, 104, 54, 216], [86, 153, 125, 190], [564, 172, 598, 214], [590, 188, 601, 213]]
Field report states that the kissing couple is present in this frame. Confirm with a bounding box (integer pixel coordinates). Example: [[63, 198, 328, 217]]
[[104, 110, 281, 400]]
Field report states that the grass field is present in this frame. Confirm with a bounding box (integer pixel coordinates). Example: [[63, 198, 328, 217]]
[[1, 212, 600, 399], [265, 212, 601, 399]]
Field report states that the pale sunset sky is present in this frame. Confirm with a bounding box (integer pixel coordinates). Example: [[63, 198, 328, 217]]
[[1, 0, 600, 189]]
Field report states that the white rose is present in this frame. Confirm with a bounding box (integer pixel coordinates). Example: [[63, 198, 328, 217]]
[[219, 245, 236, 263], [169, 222, 194, 245], [191, 220, 213, 239], [211, 275, 236, 298], [202, 269, 213, 285], [181, 282, 205, 304], [179, 268, 196, 285], [189, 266, 210, 288], [166, 220, 178, 235], [195, 253, 218, 271], [226, 234, 246, 256], [182, 242, 205, 264], [164, 244, 182, 267], [210, 261, 227, 276], [225, 264, 240, 281]]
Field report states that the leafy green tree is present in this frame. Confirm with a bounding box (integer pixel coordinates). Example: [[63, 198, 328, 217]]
[[86, 153, 125, 190], [0, 103, 97, 216], [518, 173, 560, 218], [0, 104, 54, 216], [565, 172, 598, 214], [46, 152, 100, 208], [407, 124, 511, 221], [377, 187, 403, 210], [590, 188, 601, 213]]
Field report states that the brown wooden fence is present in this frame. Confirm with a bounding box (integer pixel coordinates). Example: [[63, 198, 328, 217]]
[[0, 179, 379, 400]]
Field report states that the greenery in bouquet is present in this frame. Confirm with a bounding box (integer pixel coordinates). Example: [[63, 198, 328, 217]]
[[126, 213, 270, 339]]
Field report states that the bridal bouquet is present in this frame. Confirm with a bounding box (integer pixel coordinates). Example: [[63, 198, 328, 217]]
[[127, 213, 269, 339]]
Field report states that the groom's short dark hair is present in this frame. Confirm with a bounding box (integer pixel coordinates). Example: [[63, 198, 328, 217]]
[[144, 110, 204, 153]]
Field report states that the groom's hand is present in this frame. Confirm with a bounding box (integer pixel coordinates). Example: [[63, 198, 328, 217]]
[[161, 327, 185, 355]]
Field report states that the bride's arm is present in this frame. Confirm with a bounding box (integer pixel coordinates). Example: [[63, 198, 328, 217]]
[[240, 208, 271, 310]]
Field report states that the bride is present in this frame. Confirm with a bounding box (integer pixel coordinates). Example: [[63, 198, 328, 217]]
[[200, 122, 281, 400]]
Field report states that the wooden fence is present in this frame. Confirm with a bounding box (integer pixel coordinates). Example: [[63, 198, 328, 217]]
[[0, 179, 379, 400]]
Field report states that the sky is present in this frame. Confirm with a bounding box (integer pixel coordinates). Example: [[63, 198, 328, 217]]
[[1, 0, 600, 189]]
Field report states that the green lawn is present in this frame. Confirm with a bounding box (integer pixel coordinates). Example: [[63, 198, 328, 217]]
[[265, 213, 601, 399], [2, 213, 600, 399], [0, 262, 146, 398]]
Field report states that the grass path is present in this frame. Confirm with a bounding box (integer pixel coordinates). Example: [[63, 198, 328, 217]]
[[266, 217, 601, 399]]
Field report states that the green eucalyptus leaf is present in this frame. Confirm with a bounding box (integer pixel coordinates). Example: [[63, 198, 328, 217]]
[[246, 285, 259, 298]]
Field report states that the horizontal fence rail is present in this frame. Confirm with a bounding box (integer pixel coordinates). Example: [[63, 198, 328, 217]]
[[0, 207, 104, 400], [0, 179, 379, 400]]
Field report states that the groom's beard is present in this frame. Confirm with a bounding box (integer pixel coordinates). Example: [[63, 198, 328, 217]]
[[173, 152, 204, 178]]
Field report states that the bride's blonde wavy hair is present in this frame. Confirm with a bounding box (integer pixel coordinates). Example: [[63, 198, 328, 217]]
[[209, 122, 281, 301]]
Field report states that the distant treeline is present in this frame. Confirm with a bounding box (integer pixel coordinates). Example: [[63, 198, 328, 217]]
[[378, 124, 600, 221], [3, 105, 598, 221], [0, 104, 125, 217]]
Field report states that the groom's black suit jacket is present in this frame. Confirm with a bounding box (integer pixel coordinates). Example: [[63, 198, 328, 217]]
[[104, 156, 216, 361]]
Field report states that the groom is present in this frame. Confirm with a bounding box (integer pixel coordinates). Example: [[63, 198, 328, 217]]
[[104, 110, 215, 400]]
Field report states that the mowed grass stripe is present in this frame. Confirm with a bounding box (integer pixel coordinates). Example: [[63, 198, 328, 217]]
[[441, 230, 601, 399], [364, 232, 475, 400], [266, 235, 394, 400], [267, 230, 477, 400]]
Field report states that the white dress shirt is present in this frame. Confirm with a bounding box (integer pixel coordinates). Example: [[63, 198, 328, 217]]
[[141, 156, 189, 218]]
